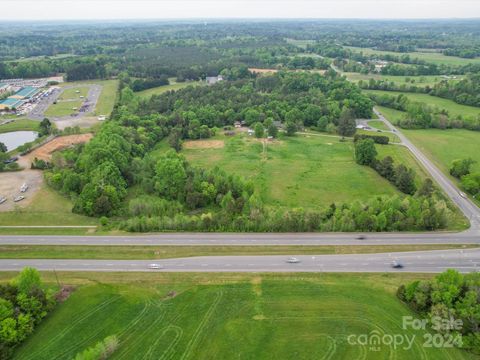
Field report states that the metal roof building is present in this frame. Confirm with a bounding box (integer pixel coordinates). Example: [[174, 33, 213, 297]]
[[9, 86, 39, 99], [0, 97, 23, 110]]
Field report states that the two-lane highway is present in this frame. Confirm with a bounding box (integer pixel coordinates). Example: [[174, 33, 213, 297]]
[[0, 248, 477, 273]]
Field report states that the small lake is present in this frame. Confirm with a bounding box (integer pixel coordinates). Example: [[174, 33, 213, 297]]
[[0, 131, 38, 151]]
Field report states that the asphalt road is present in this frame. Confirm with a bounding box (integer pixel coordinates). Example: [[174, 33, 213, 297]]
[[0, 248, 477, 273], [374, 108, 480, 229], [0, 231, 480, 246]]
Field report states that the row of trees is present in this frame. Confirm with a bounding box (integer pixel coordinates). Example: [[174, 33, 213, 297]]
[[398, 270, 480, 354], [0, 268, 55, 359], [369, 93, 480, 131], [121, 194, 452, 232], [354, 139, 418, 195]]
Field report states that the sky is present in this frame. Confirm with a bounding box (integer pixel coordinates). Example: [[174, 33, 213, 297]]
[[2, 0, 480, 21]]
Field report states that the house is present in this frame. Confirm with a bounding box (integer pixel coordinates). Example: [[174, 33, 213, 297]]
[[206, 75, 224, 85]]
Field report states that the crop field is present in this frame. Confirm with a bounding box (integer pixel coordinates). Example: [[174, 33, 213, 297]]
[[345, 46, 480, 66], [136, 81, 201, 99], [183, 133, 401, 207], [364, 90, 480, 119], [10, 272, 475, 360]]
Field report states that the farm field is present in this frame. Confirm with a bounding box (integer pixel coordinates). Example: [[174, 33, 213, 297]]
[[345, 46, 480, 66], [182, 133, 402, 207], [0, 244, 472, 260], [10, 272, 475, 360], [364, 90, 480, 119], [136, 80, 201, 99]]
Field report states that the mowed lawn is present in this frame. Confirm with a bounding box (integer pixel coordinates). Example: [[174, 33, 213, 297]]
[[345, 46, 480, 66], [0, 185, 97, 227], [0, 119, 39, 134], [44, 100, 83, 117], [403, 129, 480, 175], [183, 134, 401, 208], [364, 90, 480, 119], [11, 272, 475, 360], [59, 79, 119, 116], [58, 87, 89, 100], [375, 106, 406, 125], [136, 81, 201, 99]]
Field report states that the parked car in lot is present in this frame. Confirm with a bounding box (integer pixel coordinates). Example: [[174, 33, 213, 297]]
[[20, 183, 28, 192], [286, 257, 300, 263], [148, 263, 163, 270], [13, 195, 25, 202]]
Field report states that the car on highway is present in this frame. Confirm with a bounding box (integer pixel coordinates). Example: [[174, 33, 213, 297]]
[[391, 260, 403, 269], [0, 196, 6, 204], [20, 183, 28, 192], [13, 195, 25, 202], [148, 263, 163, 270], [286, 257, 300, 263], [356, 235, 366, 240], [459, 192, 467, 199]]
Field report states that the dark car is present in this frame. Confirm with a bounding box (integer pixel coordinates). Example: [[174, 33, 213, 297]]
[[391, 260, 403, 269], [3, 156, 18, 164], [356, 235, 366, 240]]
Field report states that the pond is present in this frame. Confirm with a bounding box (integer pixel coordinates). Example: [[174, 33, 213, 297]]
[[0, 131, 38, 151]]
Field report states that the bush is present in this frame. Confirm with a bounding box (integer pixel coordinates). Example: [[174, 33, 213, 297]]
[[354, 134, 389, 145], [74, 335, 119, 360]]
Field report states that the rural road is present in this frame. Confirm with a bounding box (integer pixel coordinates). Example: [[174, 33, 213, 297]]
[[0, 248, 477, 273], [374, 108, 480, 229]]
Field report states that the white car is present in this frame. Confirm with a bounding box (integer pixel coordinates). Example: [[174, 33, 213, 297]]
[[459, 192, 467, 199], [148, 263, 163, 270], [20, 183, 28, 193], [286, 257, 300, 263], [0, 197, 6, 204], [13, 195, 25, 202]]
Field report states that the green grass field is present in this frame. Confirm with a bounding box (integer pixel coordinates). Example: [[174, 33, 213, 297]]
[[0, 244, 472, 260], [375, 106, 406, 125], [0, 186, 97, 227], [403, 129, 480, 176], [136, 81, 201, 99], [10, 272, 475, 360], [364, 90, 480, 119], [44, 100, 83, 117], [59, 80, 119, 116], [0, 119, 39, 134], [345, 46, 480, 66], [366, 120, 390, 131], [58, 87, 89, 100], [183, 133, 402, 207], [344, 73, 449, 87], [357, 128, 400, 143]]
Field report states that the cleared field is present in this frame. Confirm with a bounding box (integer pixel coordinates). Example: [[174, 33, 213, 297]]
[[24, 133, 92, 161], [345, 46, 480, 66], [11, 272, 475, 360], [0, 185, 97, 227], [0, 119, 39, 134], [44, 100, 83, 117], [364, 90, 480, 119], [183, 133, 401, 208], [136, 81, 201, 99], [0, 244, 473, 259]]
